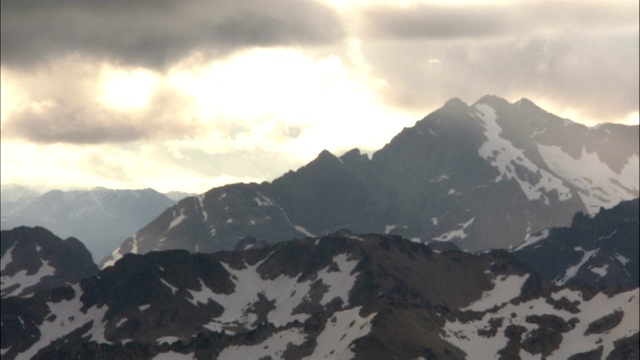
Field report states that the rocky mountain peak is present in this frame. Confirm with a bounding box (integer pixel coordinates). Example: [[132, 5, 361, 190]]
[[443, 97, 468, 108], [311, 149, 342, 166], [340, 148, 369, 163], [473, 94, 511, 109], [101, 95, 638, 260], [1, 226, 98, 298]]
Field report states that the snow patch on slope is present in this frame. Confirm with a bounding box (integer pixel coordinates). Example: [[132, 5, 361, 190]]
[[218, 327, 306, 360], [0, 245, 15, 272], [590, 264, 608, 278], [554, 247, 598, 286], [294, 225, 314, 237], [384, 224, 396, 234], [475, 103, 572, 204], [168, 209, 187, 230], [253, 193, 274, 207], [102, 244, 126, 269], [129, 234, 140, 254], [514, 229, 549, 251], [1, 259, 56, 297], [444, 288, 639, 359], [615, 253, 630, 266], [433, 217, 475, 242], [197, 194, 208, 221], [17, 284, 110, 359], [192, 253, 359, 333], [537, 145, 639, 214], [302, 306, 376, 360], [462, 274, 529, 312], [153, 351, 194, 360]]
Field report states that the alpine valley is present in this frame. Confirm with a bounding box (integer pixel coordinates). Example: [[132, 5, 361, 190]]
[[1, 95, 638, 360]]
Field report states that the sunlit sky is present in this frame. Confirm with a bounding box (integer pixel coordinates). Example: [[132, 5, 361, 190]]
[[1, 0, 638, 194]]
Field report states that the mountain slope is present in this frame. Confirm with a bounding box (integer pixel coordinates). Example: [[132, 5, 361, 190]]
[[102, 95, 639, 266], [1, 187, 175, 261], [3, 234, 638, 359], [1, 226, 97, 298], [514, 198, 639, 290]]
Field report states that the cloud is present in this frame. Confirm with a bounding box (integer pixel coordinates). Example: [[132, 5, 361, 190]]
[[354, 1, 639, 124], [361, 3, 509, 40], [1, 46, 415, 161], [360, 1, 638, 40], [1, 0, 637, 193], [0, 0, 344, 70], [1, 57, 203, 143], [0, 140, 270, 193]]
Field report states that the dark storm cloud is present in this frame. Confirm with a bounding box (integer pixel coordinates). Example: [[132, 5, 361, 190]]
[[0, 0, 344, 69], [362, 4, 508, 40], [361, 1, 638, 40]]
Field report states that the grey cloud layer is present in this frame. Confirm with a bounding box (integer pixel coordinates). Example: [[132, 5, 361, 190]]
[[2, 0, 637, 146], [359, 1, 639, 122], [362, 2, 638, 40], [2, 62, 203, 144], [1, 0, 344, 69]]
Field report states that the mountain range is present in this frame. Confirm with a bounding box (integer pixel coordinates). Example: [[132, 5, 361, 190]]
[[1, 94, 638, 359], [2, 225, 638, 359], [102, 95, 639, 267], [1, 187, 176, 262], [0, 185, 40, 204]]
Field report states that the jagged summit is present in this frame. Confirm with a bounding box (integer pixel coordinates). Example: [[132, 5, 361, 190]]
[[310, 149, 342, 166], [473, 94, 511, 108], [443, 97, 468, 108], [515, 97, 542, 109], [340, 147, 370, 163]]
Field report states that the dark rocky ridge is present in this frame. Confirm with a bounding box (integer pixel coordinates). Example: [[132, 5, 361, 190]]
[[1, 226, 98, 298], [3, 232, 637, 359], [514, 198, 639, 290]]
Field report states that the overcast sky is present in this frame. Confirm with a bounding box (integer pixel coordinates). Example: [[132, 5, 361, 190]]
[[1, 0, 638, 194]]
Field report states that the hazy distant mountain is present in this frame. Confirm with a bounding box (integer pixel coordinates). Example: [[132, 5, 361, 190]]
[[102, 95, 639, 267], [164, 191, 198, 202], [1, 226, 97, 298], [1, 187, 175, 262], [3, 233, 637, 359], [514, 198, 639, 290], [0, 184, 40, 203], [1, 185, 41, 225]]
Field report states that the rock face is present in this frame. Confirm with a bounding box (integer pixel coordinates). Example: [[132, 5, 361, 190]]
[[1, 187, 176, 262], [513, 198, 639, 290], [2, 233, 637, 359], [1, 226, 98, 298]]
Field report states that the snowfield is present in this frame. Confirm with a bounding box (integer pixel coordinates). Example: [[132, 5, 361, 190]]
[[444, 287, 639, 359]]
